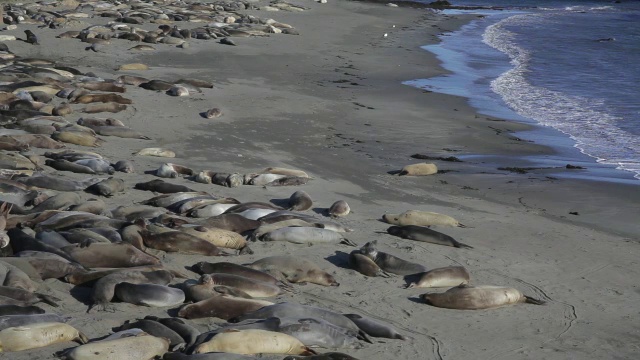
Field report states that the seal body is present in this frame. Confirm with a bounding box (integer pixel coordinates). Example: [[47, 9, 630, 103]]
[[288, 191, 312, 211], [193, 329, 315, 355], [60, 333, 169, 360], [383, 210, 463, 227], [247, 256, 338, 286], [399, 162, 437, 176], [387, 225, 472, 248], [343, 314, 405, 340], [0, 322, 87, 352], [421, 285, 545, 310], [359, 241, 426, 275], [115, 282, 185, 307], [348, 251, 389, 277], [408, 266, 470, 288], [328, 200, 350, 218], [178, 295, 271, 320]]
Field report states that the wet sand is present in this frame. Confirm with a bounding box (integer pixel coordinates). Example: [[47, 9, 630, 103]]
[[2, 0, 640, 359]]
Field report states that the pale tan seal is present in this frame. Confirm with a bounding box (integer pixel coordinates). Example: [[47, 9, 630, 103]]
[[383, 210, 465, 227], [0, 322, 87, 352], [407, 266, 470, 288], [59, 333, 169, 360], [421, 284, 545, 310], [399, 162, 437, 176], [133, 147, 176, 157], [193, 329, 316, 355], [247, 256, 339, 286]]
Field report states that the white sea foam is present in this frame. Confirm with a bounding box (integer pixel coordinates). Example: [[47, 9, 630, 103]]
[[482, 14, 640, 179]]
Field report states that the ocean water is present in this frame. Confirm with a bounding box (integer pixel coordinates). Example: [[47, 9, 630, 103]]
[[405, 0, 640, 181]]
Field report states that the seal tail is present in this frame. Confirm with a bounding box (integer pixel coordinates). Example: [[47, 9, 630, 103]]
[[358, 331, 374, 344], [525, 296, 546, 305], [301, 346, 317, 355], [75, 332, 89, 344], [341, 238, 357, 247]]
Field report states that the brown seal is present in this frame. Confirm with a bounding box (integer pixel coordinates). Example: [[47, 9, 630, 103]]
[[197, 213, 260, 233], [178, 294, 271, 320], [387, 225, 472, 248], [140, 230, 229, 256], [61, 242, 160, 268], [247, 256, 339, 286], [328, 200, 350, 218], [288, 190, 312, 211]]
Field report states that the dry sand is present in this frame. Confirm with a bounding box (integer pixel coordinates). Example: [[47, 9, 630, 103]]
[[2, 0, 640, 359]]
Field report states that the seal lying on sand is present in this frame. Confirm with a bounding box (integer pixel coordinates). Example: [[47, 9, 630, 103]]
[[420, 284, 545, 310], [387, 225, 472, 249]]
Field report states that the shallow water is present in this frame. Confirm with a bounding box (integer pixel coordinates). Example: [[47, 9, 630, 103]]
[[406, 0, 640, 182]]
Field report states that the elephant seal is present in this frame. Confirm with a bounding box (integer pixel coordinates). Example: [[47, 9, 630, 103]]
[[89, 269, 173, 312], [288, 190, 312, 211], [52, 131, 103, 147], [328, 200, 350, 218], [73, 93, 132, 105], [202, 273, 284, 298], [59, 333, 169, 360], [420, 285, 545, 310], [343, 314, 405, 340], [135, 179, 194, 193], [192, 262, 289, 288], [62, 242, 160, 268], [0, 305, 44, 316], [223, 317, 363, 348], [247, 256, 339, 286], [348, 251, 389, 278], [0, 313, 69, 331], [193, 329, 315, 355], [145, 316, 200, 348], [115, 282, 185, 307], [198, 214, 260, 233], [82, 103, 127, 114], [114, 160, 134, 173], [386, 225, 472, 249], [134, 147, 175, 157], [177, 226, 249, 252], [164, 353, 253, 359], [284, 353, 359, 360], [407, 266, 470, 288], [141, 230, 229, 256], [24, 30, 40, 45], [115, 319, 185, 348], [399, 162, 437, 176], [0, 322, 87, 352], [178, 294, 272, 320], [156, 163, 194, 178], [203, 108, 222, 119], [229, 303, 360, 334], [261, 167, 309, 178], [85, 177, 125, 197], [261, 227, 355, 246], [359, 241, 426, 275], [383, 210, 465, 227], [0, 287, 60, 307]]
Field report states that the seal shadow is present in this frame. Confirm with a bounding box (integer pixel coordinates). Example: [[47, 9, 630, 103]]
[[68, 285, 93, 305], [311, 207, 328, 216], [407, 296, 424, 304], [269, 197, 290, 209], [387, 170, 402, 175], [325, 251, 351, 270]]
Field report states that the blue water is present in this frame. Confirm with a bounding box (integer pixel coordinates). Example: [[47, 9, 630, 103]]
[[405, 0, 640, 181]]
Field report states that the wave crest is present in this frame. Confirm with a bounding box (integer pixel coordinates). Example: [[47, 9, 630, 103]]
[[483, 14, 640, 179]]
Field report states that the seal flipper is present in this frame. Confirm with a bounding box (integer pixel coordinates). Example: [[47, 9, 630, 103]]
[[341, 238, 357, 247], [524, 296, 546, 305], [36, 293, 61, 307], [454, 241, 473, 249]]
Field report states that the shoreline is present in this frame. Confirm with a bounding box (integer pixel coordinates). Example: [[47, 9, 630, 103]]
[[1, 0, 639, 359]]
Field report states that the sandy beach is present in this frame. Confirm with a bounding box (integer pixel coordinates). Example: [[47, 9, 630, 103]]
[[1, 0, 640, 359]]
